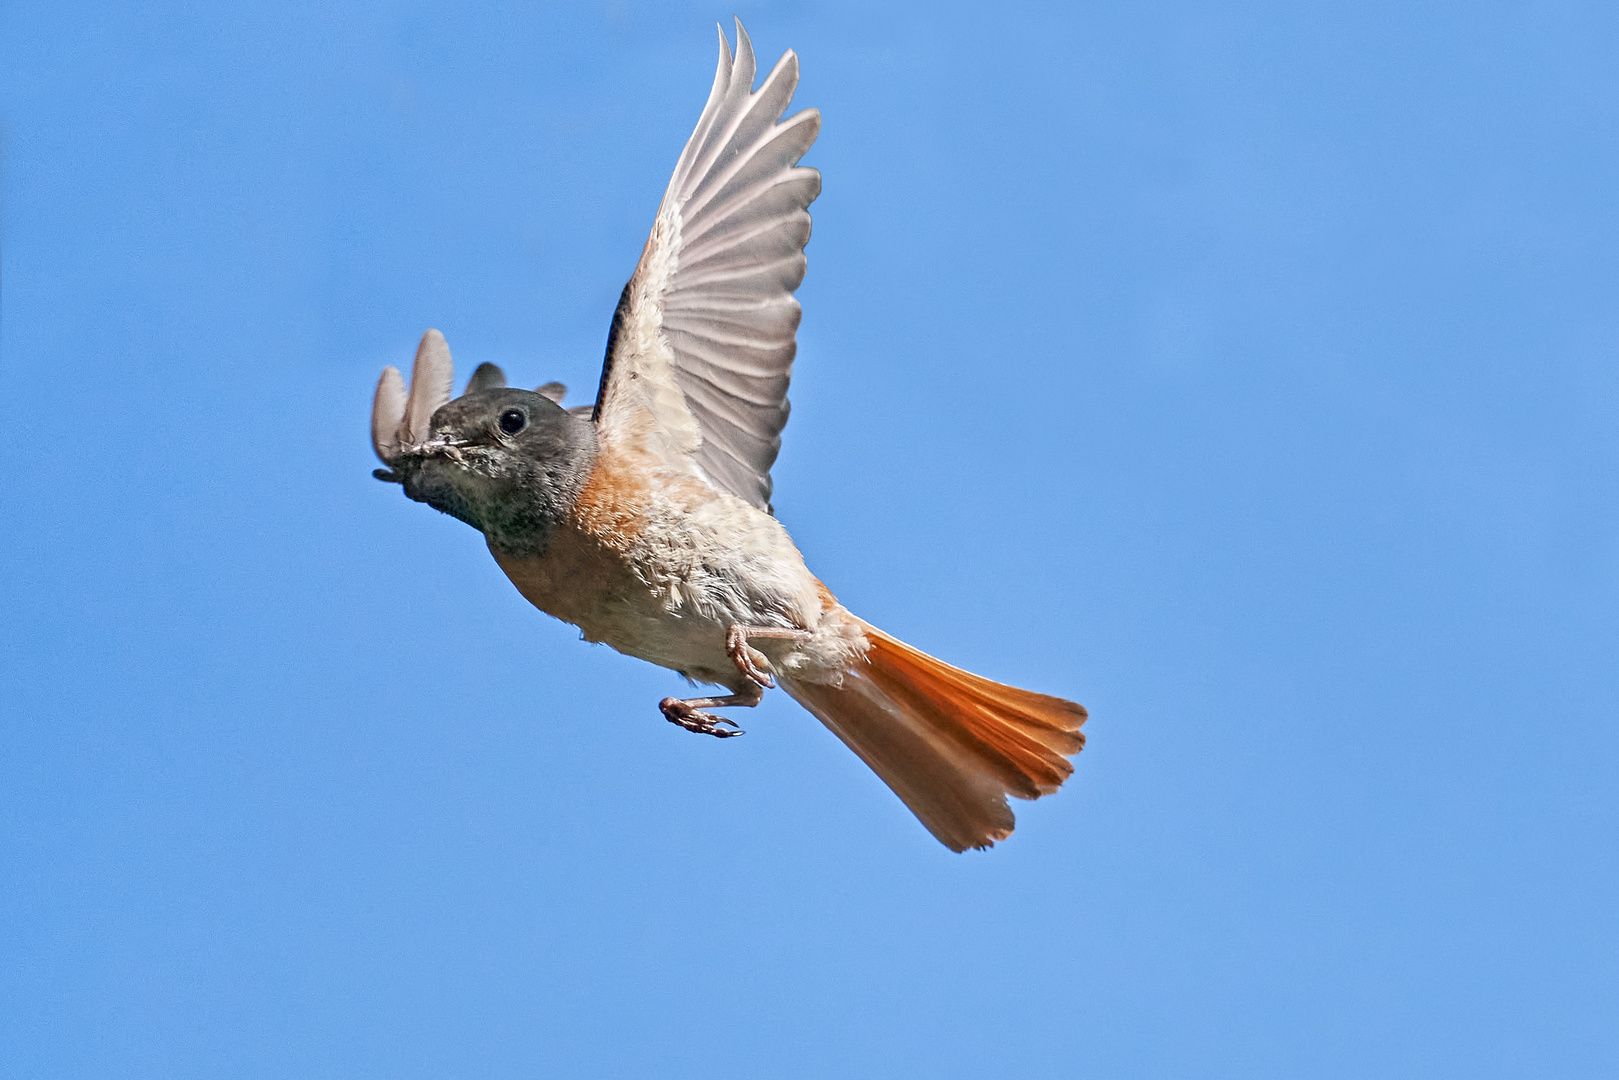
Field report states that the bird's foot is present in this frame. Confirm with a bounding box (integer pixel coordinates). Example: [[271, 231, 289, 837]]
[[660, 697, 747, 738], [726, 625, 777, 689]]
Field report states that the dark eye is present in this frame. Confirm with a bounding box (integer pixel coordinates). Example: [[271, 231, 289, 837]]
[[498, 408, 527, 436]]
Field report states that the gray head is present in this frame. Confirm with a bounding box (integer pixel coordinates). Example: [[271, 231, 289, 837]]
[[390, 388, 595, 555], [370, 332, 595, 557]]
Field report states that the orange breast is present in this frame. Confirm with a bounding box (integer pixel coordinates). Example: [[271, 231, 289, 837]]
[[569, 434, 655, 550]]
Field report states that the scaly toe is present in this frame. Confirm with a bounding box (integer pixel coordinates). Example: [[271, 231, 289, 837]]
[[659, 698, 746, 738], [727, 638, 775, 689]]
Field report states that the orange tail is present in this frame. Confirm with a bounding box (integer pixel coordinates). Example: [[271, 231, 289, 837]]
[[779, 622, 1087, 851]]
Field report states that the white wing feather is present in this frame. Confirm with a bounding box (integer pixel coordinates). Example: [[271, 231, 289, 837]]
[[594, 21, 821, 510]]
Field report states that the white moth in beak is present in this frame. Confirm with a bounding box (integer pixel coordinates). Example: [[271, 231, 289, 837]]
[[371, 328, 455, 466]]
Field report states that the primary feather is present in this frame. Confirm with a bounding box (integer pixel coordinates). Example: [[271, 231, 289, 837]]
[[593, 21, 821, 511]]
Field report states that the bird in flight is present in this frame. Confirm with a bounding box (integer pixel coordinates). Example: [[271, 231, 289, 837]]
[[370, 21, 1086, 851]]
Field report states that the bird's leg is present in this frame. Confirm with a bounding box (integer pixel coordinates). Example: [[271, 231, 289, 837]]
[[660, 682, 763, 738], [725, 624, 812, 690], [660, 625, 812, 738]]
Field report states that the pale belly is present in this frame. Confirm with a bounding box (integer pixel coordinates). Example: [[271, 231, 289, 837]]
[[488, 512, 828, 690]]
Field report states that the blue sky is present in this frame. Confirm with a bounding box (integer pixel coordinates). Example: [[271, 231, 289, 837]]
[[3, 1, 1616, 1076]]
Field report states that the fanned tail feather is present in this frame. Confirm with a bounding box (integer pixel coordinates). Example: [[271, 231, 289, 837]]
[[780, 622, 1087, 851]]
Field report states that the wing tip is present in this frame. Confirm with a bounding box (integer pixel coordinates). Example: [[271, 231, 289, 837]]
[[464, 361, 507, 396], [714, 21, 733, 69], [732, 17, 756, 90]]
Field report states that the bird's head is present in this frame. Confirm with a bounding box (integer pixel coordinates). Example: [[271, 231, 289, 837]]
[[372, 330, 595, 555]]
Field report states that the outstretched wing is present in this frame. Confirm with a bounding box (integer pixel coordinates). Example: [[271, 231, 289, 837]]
[[591, 21, 821, 511]]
